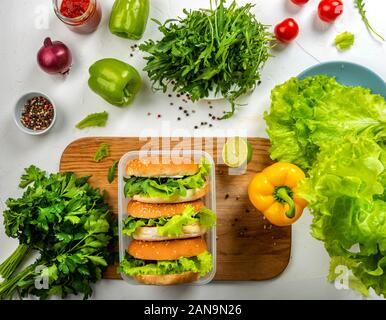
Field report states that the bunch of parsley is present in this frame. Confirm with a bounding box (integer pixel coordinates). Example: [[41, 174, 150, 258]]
[[140, 0, 272, 119], [0, 166, 113, 299]]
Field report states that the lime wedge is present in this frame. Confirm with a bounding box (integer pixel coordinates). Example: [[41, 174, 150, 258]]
[[222, 137, 253, 168]]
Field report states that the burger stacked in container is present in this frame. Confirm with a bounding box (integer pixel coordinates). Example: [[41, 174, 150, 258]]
[[119, 155, 216, 285]]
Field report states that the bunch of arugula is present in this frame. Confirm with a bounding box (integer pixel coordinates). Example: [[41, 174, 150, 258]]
[[139, 0, 272, 119], [0, 166, 113, 299]]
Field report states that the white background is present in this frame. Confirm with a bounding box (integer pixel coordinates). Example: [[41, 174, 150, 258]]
[[0, 0, 385, 300]]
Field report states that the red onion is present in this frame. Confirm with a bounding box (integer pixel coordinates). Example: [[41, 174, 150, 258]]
[[37, 37, 72, 75]]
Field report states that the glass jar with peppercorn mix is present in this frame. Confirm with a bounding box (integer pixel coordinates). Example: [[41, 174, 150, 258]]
[[53, 0, 102, 34]]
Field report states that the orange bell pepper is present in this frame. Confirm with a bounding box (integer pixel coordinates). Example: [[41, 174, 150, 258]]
[[248, 162, 307, 226]]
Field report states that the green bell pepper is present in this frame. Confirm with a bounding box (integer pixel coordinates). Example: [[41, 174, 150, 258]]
[[109, 0, 149, 40], [88, 58, 141, 107]]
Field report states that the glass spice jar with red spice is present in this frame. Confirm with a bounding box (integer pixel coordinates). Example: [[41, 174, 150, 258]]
[[53, 0, 102, 34]]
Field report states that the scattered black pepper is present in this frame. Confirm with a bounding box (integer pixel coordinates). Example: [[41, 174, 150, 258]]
[[209, 113, 212, 117], [234, 218, 239, 222], [192, 110, 196, 113], [209, 124, 213, 127], [157, 114, 161, 118], [258, 80, 262, 85], [225, 194, 229, 199], [236, 196, 240, 201], [244, 227, 248, 231], [209, 105, 213, 109], [130, 53, 133, 57], [179, 106, 183, 110], [194, 126, 198, 129], [170, 102, 174, 106], [177, 117, 181, 121], [212, 116, 216, 120], [134, 44, 137, 48], [177, 94, 180, 97], [168, 94, 172, 98], [147, 112, 151, 116], [171, 80, 175, 85], [245, 209, 250, 213], [20, 96, 54, 131]]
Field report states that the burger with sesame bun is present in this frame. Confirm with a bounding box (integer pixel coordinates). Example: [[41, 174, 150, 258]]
[[123, 156, 211, 203], [119, 237, 213, 285], [123, 200, 216, 241]]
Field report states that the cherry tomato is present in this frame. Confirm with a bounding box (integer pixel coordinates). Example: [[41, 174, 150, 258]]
[[274, 18, 299, 43], [291, 0, 309, 5], [318, 0, 344, 23]]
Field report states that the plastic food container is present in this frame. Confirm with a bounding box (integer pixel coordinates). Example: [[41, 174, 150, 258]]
[[118, 150, 217, 285]]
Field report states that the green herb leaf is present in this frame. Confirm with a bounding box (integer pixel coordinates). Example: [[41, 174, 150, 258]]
[[355, 0, 384, 41], [93, 143, 109, 162], [75, 111, 109, 129], [334, 32, 355, 50], [108, 160, 119, 184]]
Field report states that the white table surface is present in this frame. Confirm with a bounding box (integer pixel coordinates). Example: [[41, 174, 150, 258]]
[[1, 0, 385, 300]]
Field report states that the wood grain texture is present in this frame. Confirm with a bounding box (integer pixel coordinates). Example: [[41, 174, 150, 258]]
[[59, 137, 291, 281]]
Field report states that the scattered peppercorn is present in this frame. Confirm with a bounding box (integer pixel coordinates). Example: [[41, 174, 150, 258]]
[[209, 113, 212, 117], [245, 209, 250, 213], [258, 80, 262, 85], [130, 53, 133, 57], [234, 218, 239, 222], [147, 112, 151, 116], [177, 117, 181, 121], [225, 194, 229, 199], [194, 126, 198, 129], [170, 102, 174, 106], [236, 196, 240, 200], [212, 116, 216, 120], [168, 94, 172, 98], [20, 96, 54, 131], [179, 106, 183, 110], [157, 114, 161, 118], [209, 105, 213, 109], [209, 124, 213, 127], [176, 94, 180, 97]]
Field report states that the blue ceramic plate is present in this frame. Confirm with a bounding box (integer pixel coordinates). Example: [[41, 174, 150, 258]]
[[297, 61, 386, 98]]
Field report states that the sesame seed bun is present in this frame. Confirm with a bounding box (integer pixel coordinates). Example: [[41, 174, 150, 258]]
[[134, 272, 200, 285], [133, 223, 207, 241], [132, 183, 209, 204], [125, 157, 199, 177], [128, 238, 208, 261], [127, 200, 205, 218]]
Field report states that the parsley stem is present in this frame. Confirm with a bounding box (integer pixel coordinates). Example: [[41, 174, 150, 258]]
[[0, 244, 30, 281]]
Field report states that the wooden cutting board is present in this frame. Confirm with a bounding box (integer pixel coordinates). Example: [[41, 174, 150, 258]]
[[59, 137, 291, 281]]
